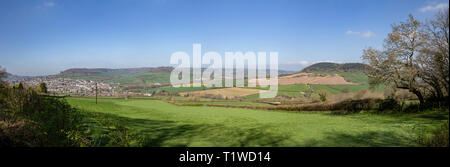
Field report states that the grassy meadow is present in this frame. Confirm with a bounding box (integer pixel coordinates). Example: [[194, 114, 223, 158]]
[[67, 97, 448, 147]]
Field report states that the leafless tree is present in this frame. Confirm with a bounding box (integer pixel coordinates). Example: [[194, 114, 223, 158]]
[[0, 66, 7, 89], [362, 14, 428, 106], [418, 8, 449, 99], [363, 8, 449, 108]]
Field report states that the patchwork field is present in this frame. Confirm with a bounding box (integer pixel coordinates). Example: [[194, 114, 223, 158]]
[[179, 87, 266, 98], [142, 86, 211, 94], [67, 97, 448, 147]]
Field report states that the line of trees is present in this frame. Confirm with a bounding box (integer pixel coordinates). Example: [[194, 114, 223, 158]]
[[362, 8, 449, 109], [1, 66, 85, 146]]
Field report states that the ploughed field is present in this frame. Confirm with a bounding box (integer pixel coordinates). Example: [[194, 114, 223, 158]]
[[67, 97, 448, 147], [249, 72, 358, 85]]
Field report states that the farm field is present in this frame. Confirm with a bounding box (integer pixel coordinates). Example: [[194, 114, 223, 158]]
[[67, 97, 448, 147], [243, 84, 383, 99], [142, 86, 213, 94], [277, 72, 358, 85], [179, 87, 266, 98]]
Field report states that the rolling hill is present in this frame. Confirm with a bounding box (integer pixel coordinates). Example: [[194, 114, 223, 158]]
[[56, 67, 174, 86], [56, 67, 296, 86], [6, 73, 29, 80], [60, 67, 174, 75], [301, 62, 368, 73], [298, 62, 371, 85], [243, 62, 382, 98]]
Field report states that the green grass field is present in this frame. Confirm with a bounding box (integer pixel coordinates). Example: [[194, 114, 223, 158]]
[[141, 86, 211, 93], [311, 71, 369, 84], [175, 100, 272, 106], [109, 72, 170, 85], [67, 97, 448, 147]]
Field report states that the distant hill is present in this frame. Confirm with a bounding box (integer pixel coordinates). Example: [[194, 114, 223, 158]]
[[6, 73, 29, 81], [301, 62, 368, 73], [55, 66, 294, 91], [56, 67, 174, 86], [61, 66, 174, 75], [278, 70, 297, 75]]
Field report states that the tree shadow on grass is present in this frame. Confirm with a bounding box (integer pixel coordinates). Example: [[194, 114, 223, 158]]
[[415, 112, 449, 121], [324, 111, 449, 127], [217, 126, 292, 147], [303, 130, 416, 147], [85, 112, 292, 147]]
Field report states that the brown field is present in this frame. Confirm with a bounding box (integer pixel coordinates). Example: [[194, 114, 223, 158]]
[[249, 73, 358, 85], [179, 87, 266, 98]]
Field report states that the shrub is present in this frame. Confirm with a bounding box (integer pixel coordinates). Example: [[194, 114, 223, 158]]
[[0, 119, 37, 147], [332, 99, 379, 113], [0, 85, 84, 147], [0, 68, 6, 89], [378, 98, 401, 111], [39, 82, 48, 94], [98, 118, 136, 147], [402, 102, 421, 112], [181, 103, 204, 106], [317, 90, 329, 102]]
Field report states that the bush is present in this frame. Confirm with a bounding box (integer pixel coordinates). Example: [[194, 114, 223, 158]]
[[0, 85, 84, 147], [378, 98, 401, 111], [77, 112, 147, 147], [0, 119, 37, 147], [94, 116, 136, 147], [181, 103, 204, 106], [332, 99, 379, 113], [39, 82, 48, 94], [317, 90, 329, 102]]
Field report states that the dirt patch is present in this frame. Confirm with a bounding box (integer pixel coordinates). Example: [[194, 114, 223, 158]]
[[179, 87, 266, 98]]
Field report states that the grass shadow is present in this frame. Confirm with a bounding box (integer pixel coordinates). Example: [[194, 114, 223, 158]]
[[84, 111, 292, 147]]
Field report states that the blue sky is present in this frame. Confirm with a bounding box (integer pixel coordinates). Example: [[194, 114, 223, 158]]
[[0, 0, 448, 76]]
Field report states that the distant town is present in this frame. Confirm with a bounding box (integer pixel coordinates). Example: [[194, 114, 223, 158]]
[[9, 77, 119, 96]]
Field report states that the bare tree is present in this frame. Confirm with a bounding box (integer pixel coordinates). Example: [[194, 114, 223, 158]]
[[419, 8, 449, 99], [362, 14, 428, 107], [0, 66, 7, 89]]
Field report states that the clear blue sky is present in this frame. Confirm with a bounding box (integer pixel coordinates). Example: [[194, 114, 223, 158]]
[[0, 0, 447, 76]]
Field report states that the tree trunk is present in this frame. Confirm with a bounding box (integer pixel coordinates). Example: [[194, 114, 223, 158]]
[[411, 89, 424, 110]]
